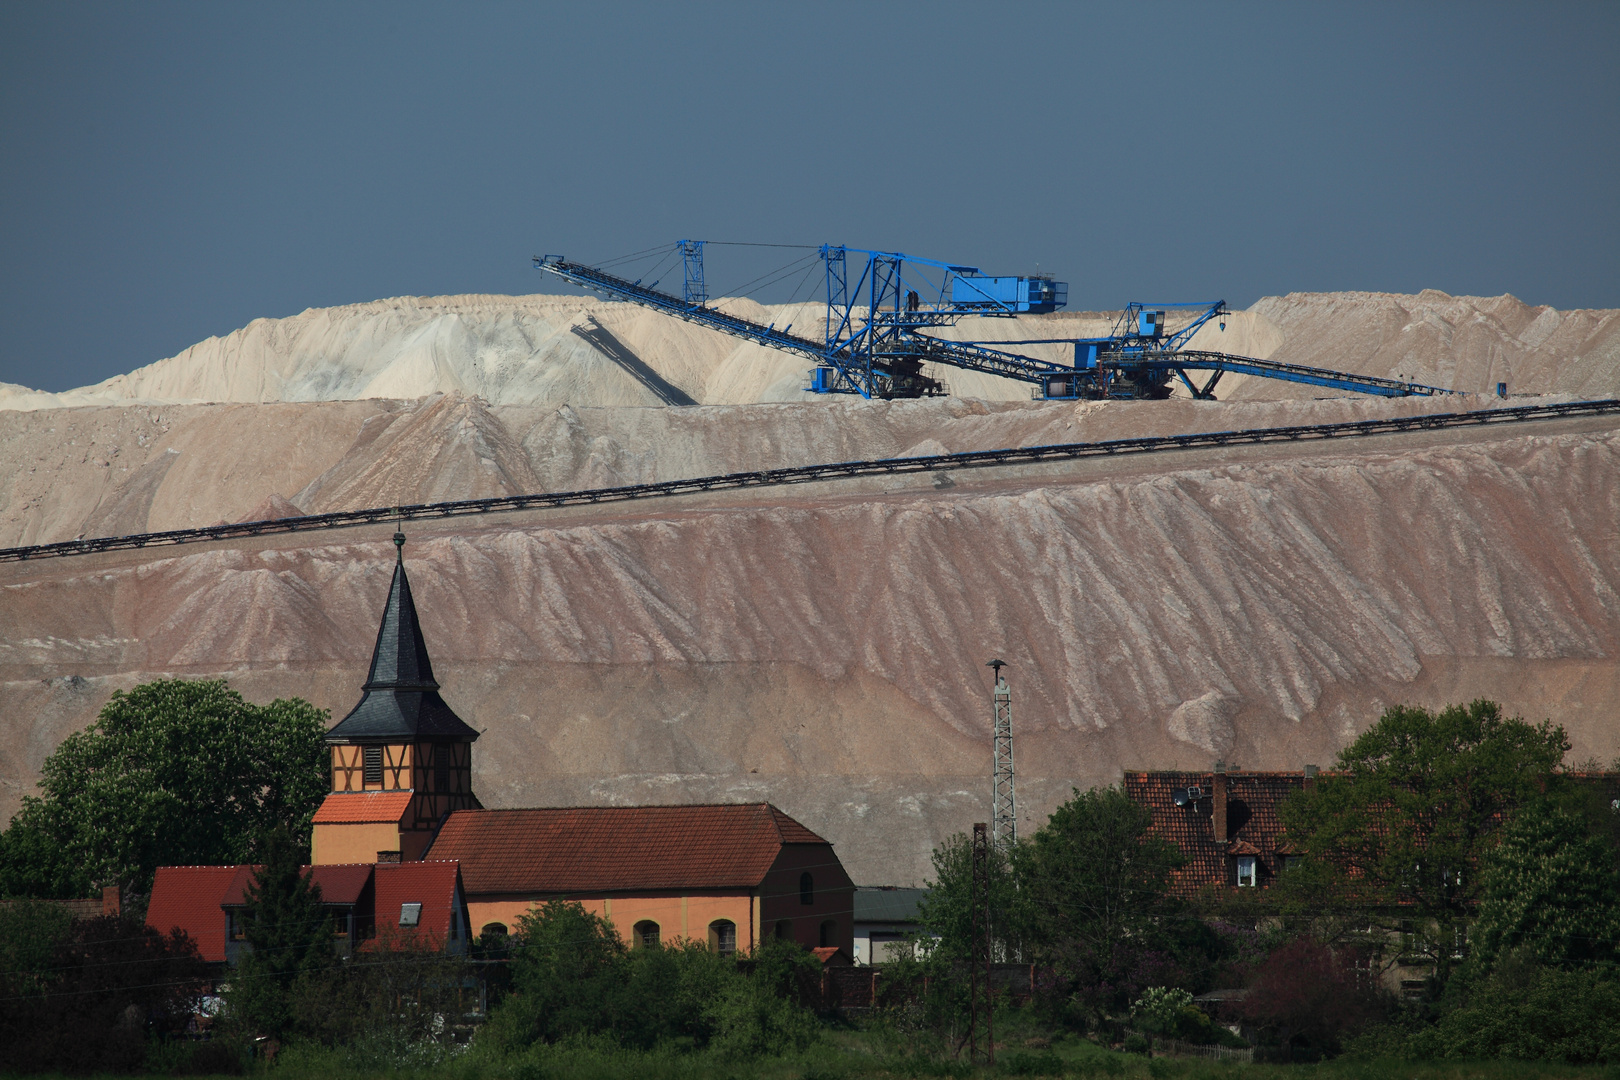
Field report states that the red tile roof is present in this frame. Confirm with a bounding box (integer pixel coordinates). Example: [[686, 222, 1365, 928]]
[[313, 791, 414, 824], [373, 860, 463, 948], [147, 865, 244, 963], [425, 803, 830, 895], [1124, 770, 1307, 894], [219, 864, 376, 906]]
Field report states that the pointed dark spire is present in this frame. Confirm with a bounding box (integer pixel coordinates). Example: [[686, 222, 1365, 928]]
[[361, 542, 439, 692], [325, 533, 479, 744]]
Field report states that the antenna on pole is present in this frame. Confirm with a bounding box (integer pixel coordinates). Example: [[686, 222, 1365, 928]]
[[986, 659, 1016, 854]]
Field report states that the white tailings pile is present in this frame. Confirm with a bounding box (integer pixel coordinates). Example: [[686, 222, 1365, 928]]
[[4, 290, 1614, 411]]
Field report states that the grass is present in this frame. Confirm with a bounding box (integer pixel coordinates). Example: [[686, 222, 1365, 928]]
[[10, 1023, 1620, 1080]]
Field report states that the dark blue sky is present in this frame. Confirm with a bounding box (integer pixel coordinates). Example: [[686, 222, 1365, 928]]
[[2, 1, 1616, 392]]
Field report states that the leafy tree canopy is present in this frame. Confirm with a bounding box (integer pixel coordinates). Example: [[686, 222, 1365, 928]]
[[1279, 699, 1569, 934], [1016, 786, 1184, 966], [1471, 801, 1620, 972], [0, 678, 329, 898]]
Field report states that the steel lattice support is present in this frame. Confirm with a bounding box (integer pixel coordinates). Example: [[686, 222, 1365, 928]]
[[987, 659, 1016, 854], [680, 240, 707, 305]]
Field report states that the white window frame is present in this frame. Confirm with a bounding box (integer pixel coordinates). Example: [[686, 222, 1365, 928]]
[[1236, 856, 1257, 888]]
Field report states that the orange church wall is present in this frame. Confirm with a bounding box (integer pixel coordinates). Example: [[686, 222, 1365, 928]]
[[312, 822, 401, 865], [466, 891, 757, 951], [758, 845, 854, 955]]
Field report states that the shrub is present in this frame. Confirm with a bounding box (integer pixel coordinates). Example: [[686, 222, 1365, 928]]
[[1409, 962, 1620, 1063], [0, 913, 209, 1074], [1235, 936, 1386, 1054]]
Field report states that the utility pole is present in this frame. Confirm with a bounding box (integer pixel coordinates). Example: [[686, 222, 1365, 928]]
[[969, 821, 994, 1066], [987, 659, 1016, 854]]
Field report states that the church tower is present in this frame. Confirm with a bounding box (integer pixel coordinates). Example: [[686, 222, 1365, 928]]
[[311, 532, 481, 864]]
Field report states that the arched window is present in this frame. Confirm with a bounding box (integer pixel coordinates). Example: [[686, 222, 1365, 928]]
[[799, 872, 814, 905], [479, 922, 508, 942], [819, 919, 837, 948], [709, 919, 737, 955], [775, 919, 793, 941], [633, 920, 660, 949]]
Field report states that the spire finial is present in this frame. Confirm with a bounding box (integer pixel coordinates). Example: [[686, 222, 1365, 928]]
[[393, 530, 406, 563]]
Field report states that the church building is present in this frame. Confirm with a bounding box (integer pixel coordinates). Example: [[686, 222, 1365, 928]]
[[149, 531, 854, 960]]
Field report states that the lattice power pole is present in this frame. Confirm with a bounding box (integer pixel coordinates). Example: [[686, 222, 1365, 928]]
[[987, 659, 1016, 853]]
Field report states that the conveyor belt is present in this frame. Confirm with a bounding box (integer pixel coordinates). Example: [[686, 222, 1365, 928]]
[[2, 399, 1615, 565]]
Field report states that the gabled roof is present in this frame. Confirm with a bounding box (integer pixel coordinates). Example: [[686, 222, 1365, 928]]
[[147, 865, 243, 963], [373, 860, 463, 946], [220, 864, 377, 907], [425, 803, 831, 896], [325, 547, 479, 743], [1124, 770, 1307, 893], [313, 791, 414, 824]]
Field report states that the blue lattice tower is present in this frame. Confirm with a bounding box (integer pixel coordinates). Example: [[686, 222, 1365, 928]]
[[680, 240, 707, 305], [987, 659, 1016, 854]]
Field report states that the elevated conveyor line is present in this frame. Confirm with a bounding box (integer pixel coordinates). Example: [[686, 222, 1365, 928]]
[[539, 256, 1067, 387], [536, 257, 831, 364], [1144, 350, 1454, 399], [3, 399, 1614, 566]]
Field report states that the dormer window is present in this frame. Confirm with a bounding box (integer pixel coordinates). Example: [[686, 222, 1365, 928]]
[[1236, 856, 1257, 888]]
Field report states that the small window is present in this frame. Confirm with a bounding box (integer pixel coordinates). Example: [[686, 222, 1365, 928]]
[[1281, 855, 1303, 872], [819, 919, 837, 948], [634, 920, 660, 949], [1236, 856, 1257, 888], [363, 746, 383, 786], [800, 872, 814, 905], [775, 919, 793, 941], [435, 744, 450, 792], [399, 902, 422, 927], [709, 919, 737, 955], [228, 911, 247, 941]]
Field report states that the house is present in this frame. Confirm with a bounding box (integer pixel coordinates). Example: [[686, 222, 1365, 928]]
[[1126, 762, 1620, 896], [852, 886, 928, 965], [424, 803, 854, 956], [1123, 762, 1312, 894], [146, 860, 471, 964], [149, 531, 857, 961]]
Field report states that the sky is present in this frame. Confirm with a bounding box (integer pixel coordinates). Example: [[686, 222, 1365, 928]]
[[1, 1, 1616, 393]]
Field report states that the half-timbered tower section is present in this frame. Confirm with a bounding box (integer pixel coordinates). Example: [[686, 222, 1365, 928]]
[[313, 533, 481, 864]]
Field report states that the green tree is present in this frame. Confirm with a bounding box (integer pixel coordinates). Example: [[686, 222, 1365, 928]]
[[1279, 699, 1569, 978], [1016, 786, 1186, 1024], [1471, 801, 1620, 972], [0, 678, 329, 897], [914, 829, 1021, 962], [227, 829, 334, 1038]]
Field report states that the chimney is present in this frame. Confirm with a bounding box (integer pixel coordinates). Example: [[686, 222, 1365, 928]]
[[1304, 764, 1318, 791], [1212, 760, 1228, 843], [102, 885, 121, 918], [377, 850, 402, 864]]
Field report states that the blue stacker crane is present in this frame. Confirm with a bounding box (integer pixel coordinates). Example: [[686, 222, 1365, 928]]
[[535, 242, 1455, 401]]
